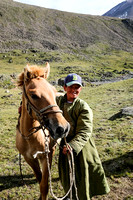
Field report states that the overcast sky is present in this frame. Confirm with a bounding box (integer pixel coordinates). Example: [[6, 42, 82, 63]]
[[14, 0, 125, 15]]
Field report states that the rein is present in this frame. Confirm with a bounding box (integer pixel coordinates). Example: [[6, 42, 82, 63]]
[[46, 138, 79, 200]]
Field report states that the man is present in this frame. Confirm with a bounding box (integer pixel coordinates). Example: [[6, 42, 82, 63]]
[[56, 73, 110, 200]]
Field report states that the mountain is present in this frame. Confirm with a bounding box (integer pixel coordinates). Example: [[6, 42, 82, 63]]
[[103, 0, 133, 19], [0, 0, 133, 53]]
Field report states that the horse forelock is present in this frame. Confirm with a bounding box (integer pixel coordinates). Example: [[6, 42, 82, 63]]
[[27, 65, 46, 78], [17, 65, 47, 87]]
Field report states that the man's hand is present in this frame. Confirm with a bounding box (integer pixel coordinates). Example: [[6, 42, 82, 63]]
[[62, 145, 72, 155]]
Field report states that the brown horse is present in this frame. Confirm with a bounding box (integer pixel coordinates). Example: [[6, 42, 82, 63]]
[[16, 62, 70, 200]]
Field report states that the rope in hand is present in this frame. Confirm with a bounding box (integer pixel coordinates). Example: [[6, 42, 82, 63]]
[[46, 137, 79, 200], [65, 139, 79, 200], [18, 125, 79, 200]]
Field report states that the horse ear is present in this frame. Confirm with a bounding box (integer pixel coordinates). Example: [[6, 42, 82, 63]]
[[44, 62, 50, 79], [24, 64, 31, 81]]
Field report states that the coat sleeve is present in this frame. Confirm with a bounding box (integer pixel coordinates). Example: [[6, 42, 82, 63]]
[[69, 101, 93, 155]]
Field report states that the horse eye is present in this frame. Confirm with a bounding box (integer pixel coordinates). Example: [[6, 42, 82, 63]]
[[31, 94, 39, 100]]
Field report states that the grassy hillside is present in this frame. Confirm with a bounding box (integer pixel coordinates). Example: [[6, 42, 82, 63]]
[[0, 49, 133, 88], [0, 0, 133, 53], [0, 0, 133, 86]]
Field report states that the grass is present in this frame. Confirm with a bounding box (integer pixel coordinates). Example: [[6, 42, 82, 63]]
[[0, 50, 133, 199], [0, 49, 133, 76], [80, 79, 133, 160]]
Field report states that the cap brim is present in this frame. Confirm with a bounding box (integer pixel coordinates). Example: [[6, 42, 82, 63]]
[[66, 81, 82, 86]]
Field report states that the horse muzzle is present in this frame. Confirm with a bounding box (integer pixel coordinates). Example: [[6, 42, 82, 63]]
[[44, 119, 70, 140]]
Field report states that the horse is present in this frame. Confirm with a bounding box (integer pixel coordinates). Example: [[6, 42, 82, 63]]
[[16, 62, 70, 200]]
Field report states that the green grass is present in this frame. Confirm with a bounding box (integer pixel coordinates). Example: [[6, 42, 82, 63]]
[[0, 49, 133, 77], [80, 79, 133, 159], [0, 50, 133, 199]]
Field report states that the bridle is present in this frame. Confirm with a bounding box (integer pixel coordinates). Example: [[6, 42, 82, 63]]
[[23, 84, 62, 124], [17, 84, 63, 140]]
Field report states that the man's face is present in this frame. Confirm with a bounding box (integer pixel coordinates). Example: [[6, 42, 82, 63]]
[[64, 84, 82, 102]]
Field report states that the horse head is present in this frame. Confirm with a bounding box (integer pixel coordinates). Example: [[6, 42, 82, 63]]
[[18, 62, 70, 140]]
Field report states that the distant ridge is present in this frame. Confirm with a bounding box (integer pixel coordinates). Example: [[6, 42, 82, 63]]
[[0, 0, 133, 52], [103, 0, 133, 19]]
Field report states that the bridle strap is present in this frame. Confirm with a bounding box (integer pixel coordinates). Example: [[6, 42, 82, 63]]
[[18, 85, 62, 140], [23, 85, 41, 116], [40, 105, 60, 113], [23, 85, 62, 119]]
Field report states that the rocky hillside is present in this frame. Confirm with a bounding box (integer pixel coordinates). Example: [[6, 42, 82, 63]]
[[0, 0, 133, 53], [103, 0, 133, 19]]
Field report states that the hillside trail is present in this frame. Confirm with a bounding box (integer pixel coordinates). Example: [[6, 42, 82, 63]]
[[91, 74, 133, 86]]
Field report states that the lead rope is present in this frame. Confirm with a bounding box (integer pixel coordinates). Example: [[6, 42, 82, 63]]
[[64, 138, 79, 200], [18, 125, 79, 200], [45, 135, 79, 200]]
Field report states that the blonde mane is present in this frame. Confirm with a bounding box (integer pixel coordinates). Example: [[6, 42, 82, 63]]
[[17, 63, 50, 87]]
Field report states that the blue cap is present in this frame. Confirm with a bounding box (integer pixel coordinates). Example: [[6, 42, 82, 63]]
[[64, 73, 82, 86]]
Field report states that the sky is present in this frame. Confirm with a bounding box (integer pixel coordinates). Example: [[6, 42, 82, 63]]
[[14, 0, 125, 15]]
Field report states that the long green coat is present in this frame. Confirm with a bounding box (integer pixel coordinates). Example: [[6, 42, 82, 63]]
[[56, 94, 110, 199]]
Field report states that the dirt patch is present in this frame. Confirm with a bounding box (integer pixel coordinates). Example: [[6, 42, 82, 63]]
[[92, 176, 133, 200]]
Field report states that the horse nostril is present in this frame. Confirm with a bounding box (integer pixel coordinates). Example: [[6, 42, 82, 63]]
[[56, 126, 64, 136], [43, 118, 49, 127]]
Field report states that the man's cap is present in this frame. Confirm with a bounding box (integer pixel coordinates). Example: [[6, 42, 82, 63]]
[[64, 73, 82, 86]]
